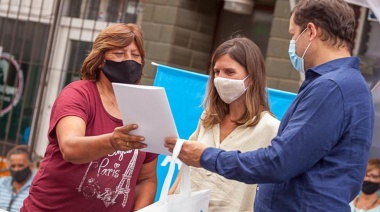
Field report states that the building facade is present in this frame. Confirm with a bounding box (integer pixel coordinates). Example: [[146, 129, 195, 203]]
[[0, 0, 378, 158]]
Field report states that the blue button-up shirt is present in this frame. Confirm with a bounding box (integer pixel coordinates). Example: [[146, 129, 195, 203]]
[[0, 173, 34, 212], [200, 57, 374, 211]]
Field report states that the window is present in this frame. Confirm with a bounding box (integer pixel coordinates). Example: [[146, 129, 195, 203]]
[[64, 0, 139, 23], [63, 40, 92, 87]]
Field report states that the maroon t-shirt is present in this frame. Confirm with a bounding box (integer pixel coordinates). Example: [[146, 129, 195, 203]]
[[22, 80, 157, 212]]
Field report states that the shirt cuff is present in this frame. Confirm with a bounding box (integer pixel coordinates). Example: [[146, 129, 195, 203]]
[[200, 147, 224, 173]]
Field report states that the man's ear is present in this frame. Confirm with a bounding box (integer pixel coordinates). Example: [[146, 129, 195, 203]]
[[307, 22, 318, 41]]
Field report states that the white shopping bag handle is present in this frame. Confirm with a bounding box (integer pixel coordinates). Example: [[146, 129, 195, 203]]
[[137, 139, 210, 212], [180, 164, 191, 197], [159, 139, 185, 202]]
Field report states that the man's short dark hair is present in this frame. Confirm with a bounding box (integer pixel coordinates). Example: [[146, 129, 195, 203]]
[[292, 0, 356, 51], [6, 145, 32, 162]]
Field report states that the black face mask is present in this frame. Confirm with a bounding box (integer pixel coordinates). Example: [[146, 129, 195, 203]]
[[10, 166, 31, 183], [362, 180, 380, 195], [101, 60, 142, 84]]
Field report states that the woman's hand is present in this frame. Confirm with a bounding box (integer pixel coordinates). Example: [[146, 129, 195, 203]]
[[109, 124, 147, 151], [57, 117, 147, 163]]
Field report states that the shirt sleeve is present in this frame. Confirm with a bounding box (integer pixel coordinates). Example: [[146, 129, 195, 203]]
[[48, 84, 90, 140], [143, 153, 158, 163], [201, 79, 345, 184]]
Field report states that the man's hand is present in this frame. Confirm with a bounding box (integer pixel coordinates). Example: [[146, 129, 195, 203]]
[[165, 137, 206, 167]]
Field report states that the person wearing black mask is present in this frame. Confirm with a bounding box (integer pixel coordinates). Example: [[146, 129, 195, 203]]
[[0, 145, 34, 212], [21, 23, 157, 212], [350, 158, 380, 212]]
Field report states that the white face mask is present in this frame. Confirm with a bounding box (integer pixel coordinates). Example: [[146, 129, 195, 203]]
[[214, 76, 249, 104]]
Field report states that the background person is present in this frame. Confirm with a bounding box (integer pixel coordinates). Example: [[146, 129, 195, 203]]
[[21, 23, 157, 211], [169, 37, 280, 211], [165, 0, 374, 211], [0, 145, 34, 212], [350, 158, 380, 212]]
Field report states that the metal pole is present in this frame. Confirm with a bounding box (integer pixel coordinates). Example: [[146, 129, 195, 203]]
[[29, 0, 63, 157]]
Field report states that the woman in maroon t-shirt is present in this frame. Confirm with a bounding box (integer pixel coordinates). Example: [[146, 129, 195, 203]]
[[22, 23, 158, 212]]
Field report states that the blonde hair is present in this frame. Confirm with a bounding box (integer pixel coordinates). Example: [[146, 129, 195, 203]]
[[80, 23, 145, 81]]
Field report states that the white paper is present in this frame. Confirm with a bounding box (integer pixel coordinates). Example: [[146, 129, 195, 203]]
[[112, 83, 178, 155]]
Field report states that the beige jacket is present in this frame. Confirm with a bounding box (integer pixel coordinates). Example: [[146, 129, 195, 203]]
[[183, 112, 280, 212]]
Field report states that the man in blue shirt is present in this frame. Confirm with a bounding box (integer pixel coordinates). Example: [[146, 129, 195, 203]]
[[0, 145, 35, 212], [164, 0, 374, 211]]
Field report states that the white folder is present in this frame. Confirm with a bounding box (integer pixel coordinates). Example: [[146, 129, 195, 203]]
[[112, 83, 179, 156]]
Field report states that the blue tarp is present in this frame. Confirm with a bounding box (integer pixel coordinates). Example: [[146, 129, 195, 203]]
[[152, 64, 297, 201]]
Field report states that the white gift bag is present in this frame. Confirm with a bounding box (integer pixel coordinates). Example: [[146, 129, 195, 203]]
[[137, 139, 210, 212]]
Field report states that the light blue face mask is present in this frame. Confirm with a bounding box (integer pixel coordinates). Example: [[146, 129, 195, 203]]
[[288, 28, 312, 73]]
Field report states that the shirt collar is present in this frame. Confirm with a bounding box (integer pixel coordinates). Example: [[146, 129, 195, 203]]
[[299, 57, 360, 92], [306, 56, 360, 76]]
